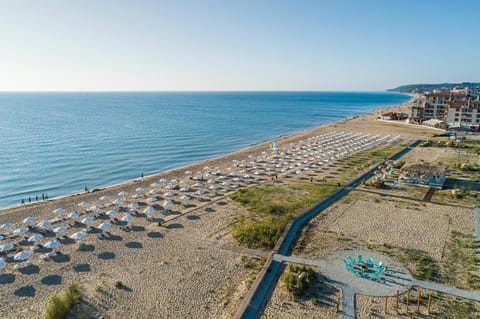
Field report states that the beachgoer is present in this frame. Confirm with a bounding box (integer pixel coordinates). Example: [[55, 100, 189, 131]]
[[42, 193, 45, 200], [45, 194, 48, 199], [85, 186, 88, 192], [21, 198, 25, 205], [36, 195, 39, 201], [28, 197, 31, 203], [141, 172, 144, 178]]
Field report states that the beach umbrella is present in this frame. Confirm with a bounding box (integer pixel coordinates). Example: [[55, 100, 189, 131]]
[[207, 179, 216, 184], [0, 223, 13, 229], [163, 200, 173, 208], [131, 193, 142, 199], [112, 199, 124, 205], [81, 216, 95, 224], [90, 205, 103, 210], [159, 178, 168, 183], [118, 191, 128, 197], [44, 240, 60, 249], [149, 189, 160, 194], [98, 222, 111, 230], [105, 209, 118, 216], [179, 180, 189, 185], [165, 184, 176, 190], [193, 182, 203, 187], [68, 211, 80, 219], [70, 232, 86, 240], [0, 235, 4, 241], [127, 202, 139, 209], [135, 187, 145, 192], [28, 233, 44, 242], [179, 187, 190, 192], [37, 220, 52, 228], [53, 225, 68, 233], [14, 251, 32, 261], [164, 191, 175, 197], [121, 214, 133, 222], [0, 243, 14, 252], [23, 216, 35, 224], [180, 195, 191, 201], [150, 182, 160, 187], [78, 201, 89, 207], [194, 190, 206, 195], [13, 227, 29, 235], [184, 170, 192, 175], [0, 259, 6, 269], [99, 195, 110, 201], [147, 197, 158, 202], [53, 208, 65, 214], [143, 206, 155, 214], [209, 185, 219, 190]]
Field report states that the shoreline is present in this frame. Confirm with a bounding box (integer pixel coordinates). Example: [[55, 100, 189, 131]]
[[0, 95, 415, 213]]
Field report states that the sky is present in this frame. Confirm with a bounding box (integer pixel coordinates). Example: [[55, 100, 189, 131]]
[[0, 0, 479, 91]]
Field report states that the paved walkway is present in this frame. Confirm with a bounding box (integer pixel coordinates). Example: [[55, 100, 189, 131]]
[[475, 208, 480, 258], [274, 251, 480, 318]]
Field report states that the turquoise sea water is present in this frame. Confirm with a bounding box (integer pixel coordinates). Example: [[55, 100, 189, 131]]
[[0, 92, 409, 208]]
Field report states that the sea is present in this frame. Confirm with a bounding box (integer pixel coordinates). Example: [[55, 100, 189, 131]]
[[0, 91, 409, 208]]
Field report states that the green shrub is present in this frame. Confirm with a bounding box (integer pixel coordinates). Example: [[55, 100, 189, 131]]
[[281, 264, 314, 296]]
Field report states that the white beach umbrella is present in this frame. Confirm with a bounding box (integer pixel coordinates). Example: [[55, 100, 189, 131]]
[[78, 201, 89, 207], [99, 195, 110, 201], [131, 193, 142, 199], [90, 205, 103, 210], [118, 191, 128, 197], [163, 200, 173, 208], [23, 216, 35, 224], [179, 180, 189, 185], [53, 225, 68, 233], [81, 216, 95, 224], [184, 170, 192, 175], [209, 185, 219, 190], [0, 235, 4, 241], [112, 199, 124, 205], [44, 240, 60, 249], [159, 178, 168, 183], [13, 227, 29, 235], [150, 182, 160, 187], [164, 191, 175, 197], [0, 223, 13, 230], [143, 206, 155, 214], [127, 202, 139, 209], [98, 222, 111, 230], [207, 179, 216, 184], [68, 211, 80, 219], [121, 214, 133, 222], [105, 209, 118, 216], [0, 259, 6, 269], [165, 184, 176, 190], [14, 251, 32, 261], [28, 233, 44, 242], [149, 188, 160, 194], [70, 232, 86, 240], [193, 182, 203, 187], [194, 190, 206, 195], [0, 243, 14, 252], [179, 187, 190, 192], [180, 195, 191, 201], [53, 208, 65, 214], [135, 187, 145, 192], [37, 220, 52, 228], [147, 197, 158, 202]]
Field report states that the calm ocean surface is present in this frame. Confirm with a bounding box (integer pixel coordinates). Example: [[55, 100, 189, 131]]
[[0, 92, 409, 208]]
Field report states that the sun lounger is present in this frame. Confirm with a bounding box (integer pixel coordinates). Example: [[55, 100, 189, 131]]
[[366, 256, 374, 267]]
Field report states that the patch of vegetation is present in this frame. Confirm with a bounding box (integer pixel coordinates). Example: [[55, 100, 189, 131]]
[[281, 264, 315, 297], [394, 250, 439, 281], [45, 284, 82, 319], [392, 160, 405, 169], [442, 230, 480, 289], [231, 184, 336, 249]]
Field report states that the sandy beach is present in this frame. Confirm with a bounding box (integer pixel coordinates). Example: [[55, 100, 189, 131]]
[[0, 96, 443, 319]]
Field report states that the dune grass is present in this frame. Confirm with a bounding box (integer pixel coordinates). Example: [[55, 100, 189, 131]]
[[231, 184, 336, 249], [44, 283, 82, 319]]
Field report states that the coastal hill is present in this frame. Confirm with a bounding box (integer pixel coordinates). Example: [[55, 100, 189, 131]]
[[388, 82, 480, 93]]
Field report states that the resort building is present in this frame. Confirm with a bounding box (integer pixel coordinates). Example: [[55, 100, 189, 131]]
[[398, 163, 446, 189], [445, 96, 480, 129], [378, 111, 408, 121]]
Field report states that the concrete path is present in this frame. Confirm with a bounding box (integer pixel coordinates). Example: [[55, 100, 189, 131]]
[[474, 208, 480, 258]]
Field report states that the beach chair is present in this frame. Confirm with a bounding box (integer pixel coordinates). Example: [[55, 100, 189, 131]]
[[375, 261, 383, 269], [358, 255, 363, 264], [343, 259, 352, 271], [352, 269, 361, 277], [371, 269, 382, 280], [348, 256, 356, 265], [366, 256, 374, 267]]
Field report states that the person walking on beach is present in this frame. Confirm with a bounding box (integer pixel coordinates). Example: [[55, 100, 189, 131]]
[[21, 198, 25, 205], [36, 195, 39, 201], [28, 196, 31, 203], [141, 172, 144, 179]]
